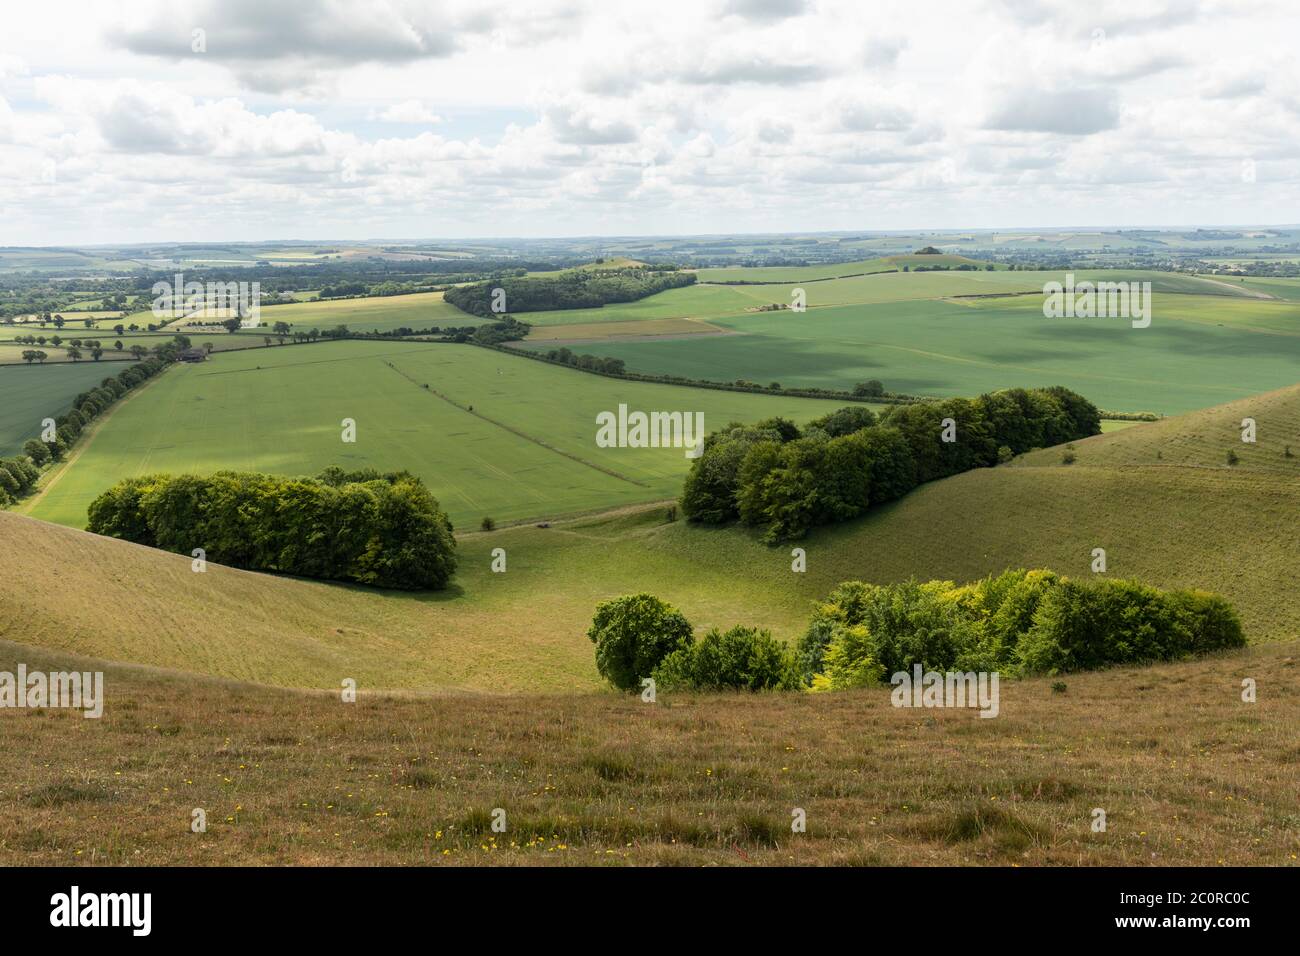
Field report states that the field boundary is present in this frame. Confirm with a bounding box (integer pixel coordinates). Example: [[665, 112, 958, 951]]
[[14, 361, 177, 516]]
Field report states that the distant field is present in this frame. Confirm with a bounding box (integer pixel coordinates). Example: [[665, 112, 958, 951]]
[[0, 363, 124, 455], [258, 291, 482, 333], [20, 340, 861, 530], [523, 317, 731, 343], [1210, 276, 1300, 301], [522, 285, 1300, 415]]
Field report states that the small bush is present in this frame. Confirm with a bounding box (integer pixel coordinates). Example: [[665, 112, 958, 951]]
[[1061, 450, 1077, 465], [480, 516, 496, 531], [654, 625, 801, 692]]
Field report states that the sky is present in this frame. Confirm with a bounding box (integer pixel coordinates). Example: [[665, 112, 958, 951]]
[[0, 0, 1298, 245]]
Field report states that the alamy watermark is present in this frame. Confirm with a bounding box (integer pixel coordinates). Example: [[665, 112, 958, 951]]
[[0, 665, 103, 718], [596, 404, 704, 458], [151, 272, 261, 326], [890, 664, 999, 718], [1043, 273, 1151, 328]]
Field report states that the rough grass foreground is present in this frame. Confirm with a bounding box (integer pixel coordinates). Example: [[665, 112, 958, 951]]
[[0, 640, 1296, 866]]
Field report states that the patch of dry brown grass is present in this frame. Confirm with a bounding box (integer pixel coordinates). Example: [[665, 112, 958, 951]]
[[1, 639, 1296, 866]]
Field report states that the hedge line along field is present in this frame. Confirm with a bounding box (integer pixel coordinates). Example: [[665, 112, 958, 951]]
[[0, 363, 126, 455], [525, 289, 1300, 415], [1, 637, 1295, 866], [19, 339, 866, 530], [3, 383, 1297, 693]]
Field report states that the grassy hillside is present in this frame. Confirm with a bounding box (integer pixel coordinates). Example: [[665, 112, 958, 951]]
[[0, 638, 1295, 866], [3, 383, 1296, 693], [18, 340, 862, 529]]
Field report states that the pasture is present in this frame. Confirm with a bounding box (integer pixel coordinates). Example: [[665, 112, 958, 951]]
[[19, 339, 862, 530]]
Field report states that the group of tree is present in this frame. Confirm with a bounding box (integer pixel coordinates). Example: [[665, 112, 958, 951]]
[[798, 570, 1246, 687], [86, 467, 457, 590], [469, 316, 531, 346], [0, 353, 174, 506], [444, 269, 696, 317], [541, 346, 626, 375], [680, 386, 1101, 542], [584, 573, 1245, 697], [587, 594, 801, 693]]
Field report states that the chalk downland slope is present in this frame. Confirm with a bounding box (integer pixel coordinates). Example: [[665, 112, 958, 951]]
[[0, 637, 1295, 866], [0, 383, 1296, 693]]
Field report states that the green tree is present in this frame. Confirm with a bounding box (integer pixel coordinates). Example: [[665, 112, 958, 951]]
[[587, 593, 693, 691]]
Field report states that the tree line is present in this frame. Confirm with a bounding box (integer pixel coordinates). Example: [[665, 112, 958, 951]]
[[681, 386, 1102, 542], [0, 352, 174, 507], [444, 269, 697, 317], [86, 468, 457, 591]]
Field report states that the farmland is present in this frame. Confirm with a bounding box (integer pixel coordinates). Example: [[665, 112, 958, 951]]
[[515, 273, 1300, 415], [0, 363, 121, 455], [256, 291, 484, 333], [18, 339, 864, 530]]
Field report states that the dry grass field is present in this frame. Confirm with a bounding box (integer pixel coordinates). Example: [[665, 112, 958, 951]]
[[1, 639, 1295, 866]]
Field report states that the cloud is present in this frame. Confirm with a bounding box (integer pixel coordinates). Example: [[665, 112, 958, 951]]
[[862, 36, 908, 68], [983, 87, 1120, 134], [107, 0, 481, 93], [720, 0, 810, 22], [545, 104, 639, 145], [373, 100, 443, 123]]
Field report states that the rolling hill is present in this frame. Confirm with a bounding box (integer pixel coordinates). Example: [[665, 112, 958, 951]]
[[1, 382, 1296, 693]]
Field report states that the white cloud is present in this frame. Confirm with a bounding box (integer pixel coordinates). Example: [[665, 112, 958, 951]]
[[0, 0, 1296, 241], [373, 100, 443, 123]]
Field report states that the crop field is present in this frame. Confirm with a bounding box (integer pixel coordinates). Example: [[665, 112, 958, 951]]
[[0, 363, 124, 455], [519, 281, 1300, 415], [257, 291, 483, 333], [18, 339, 861, 530]]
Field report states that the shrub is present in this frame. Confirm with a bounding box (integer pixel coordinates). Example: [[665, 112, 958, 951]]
[[587, 593, 693, 691], [1017, 579, 1183, 674], [654, 626, 801, 691], [805, 572, 1245, 685], [480, 516, 496, 531]]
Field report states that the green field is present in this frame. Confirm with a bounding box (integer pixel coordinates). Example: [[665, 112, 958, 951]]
[[0, 363, 127, 455], [520, 285, 1300, 414], [20, 339, 863, 530]]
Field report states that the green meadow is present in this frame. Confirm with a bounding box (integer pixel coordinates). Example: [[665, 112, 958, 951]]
[[520, 285, 1300, 415], [21, 339, 861, 530]]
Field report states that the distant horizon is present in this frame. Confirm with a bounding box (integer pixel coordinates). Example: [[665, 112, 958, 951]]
[[6, 223, 1300, 251]]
